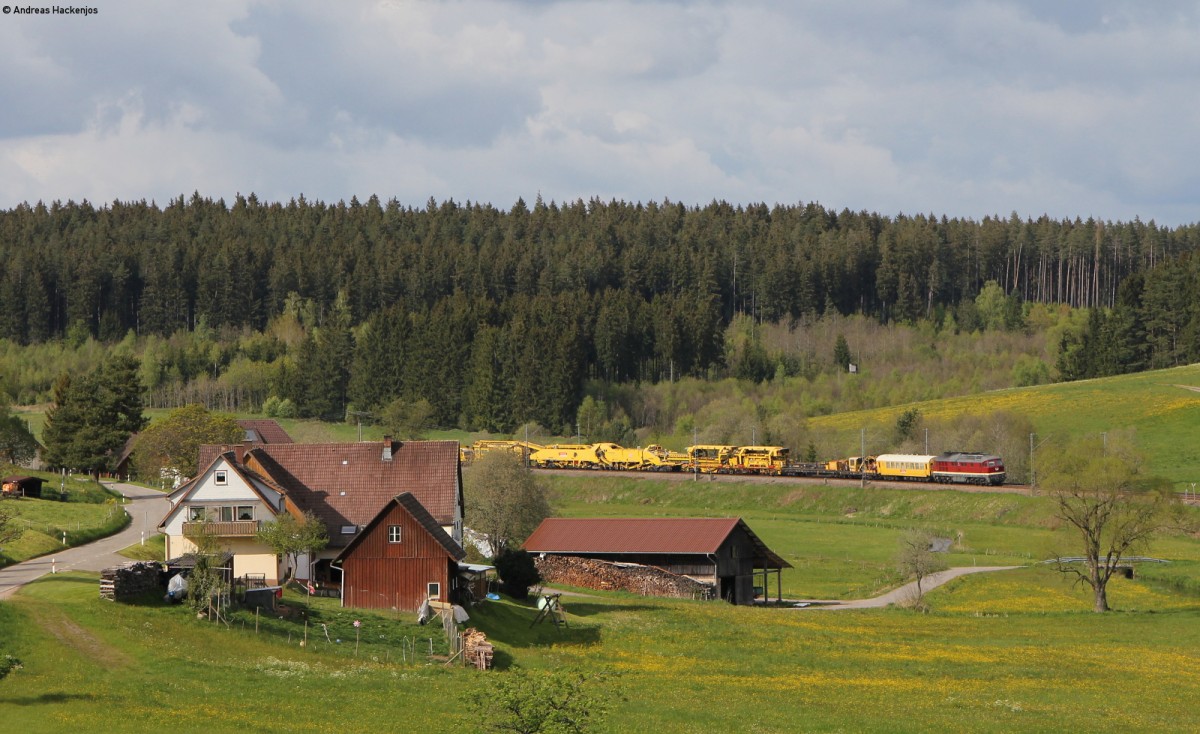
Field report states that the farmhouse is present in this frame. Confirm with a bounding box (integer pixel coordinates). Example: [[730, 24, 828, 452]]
[[334, 492, 467, 610], [159, 438, 463, 590], [523, 517, 790, 605]]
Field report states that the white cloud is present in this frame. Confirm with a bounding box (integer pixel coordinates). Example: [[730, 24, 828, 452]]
[[1, 0, 1199, 223]]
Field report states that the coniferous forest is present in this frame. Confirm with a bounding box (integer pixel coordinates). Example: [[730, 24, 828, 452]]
[[2, 194, 1200, 437]]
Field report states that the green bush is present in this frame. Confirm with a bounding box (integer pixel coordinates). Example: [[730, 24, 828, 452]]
[[495, 548, 540, 600]]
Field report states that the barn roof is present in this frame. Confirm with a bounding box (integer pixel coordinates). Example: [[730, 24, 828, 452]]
[[199, 440, 461, 546], [523, 517, 791, 569], [236, 420, 294, 445], [334, 492, 465, 563]]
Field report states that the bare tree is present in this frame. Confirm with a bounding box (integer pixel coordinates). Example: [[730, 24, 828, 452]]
[[1043, 435, 1172, 612], [895, 527, 947, 607], [464, 451, 552, 556]]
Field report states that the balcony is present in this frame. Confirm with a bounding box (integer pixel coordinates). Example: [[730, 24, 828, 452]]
[[183, 520, 262, 537]]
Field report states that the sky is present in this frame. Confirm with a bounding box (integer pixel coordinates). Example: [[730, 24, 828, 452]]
[[1, 0, 1198, 225]]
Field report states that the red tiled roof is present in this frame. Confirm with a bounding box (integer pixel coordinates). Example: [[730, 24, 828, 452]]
[[199, 440, 461, 546], [236, 420, 294, 445], [523, 517, 791, 569]]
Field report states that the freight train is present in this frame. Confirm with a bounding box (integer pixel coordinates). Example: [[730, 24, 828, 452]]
[[460, 441, 1008, 486]]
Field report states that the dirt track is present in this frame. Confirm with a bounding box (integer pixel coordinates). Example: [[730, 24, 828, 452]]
[[788, 566, 1020, 610]]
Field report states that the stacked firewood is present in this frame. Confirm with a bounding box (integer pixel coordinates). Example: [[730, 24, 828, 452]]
[[99, 562, 163, 601], [534, 555, 712, 599], [463, 627, 493, 670]]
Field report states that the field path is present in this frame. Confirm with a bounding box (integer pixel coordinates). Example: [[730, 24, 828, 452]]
[[0, 481, 165, 600], [791, 565, 1019, 609]]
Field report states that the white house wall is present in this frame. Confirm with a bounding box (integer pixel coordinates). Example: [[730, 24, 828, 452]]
[[160, 458, 281, 536]]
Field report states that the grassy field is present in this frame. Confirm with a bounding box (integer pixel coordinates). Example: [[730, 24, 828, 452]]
[[1, 565, 1197, 733], [547, 474, 1200, 599], [809, 362, 1200, 489], [1, 480, 1198, 732], [0, 474, 129, 566]]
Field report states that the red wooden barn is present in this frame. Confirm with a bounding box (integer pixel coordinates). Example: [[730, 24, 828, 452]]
[[334, 492, 466, 611]]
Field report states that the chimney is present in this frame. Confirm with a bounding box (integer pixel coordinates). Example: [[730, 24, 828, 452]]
[[382, 436, 393, 462]]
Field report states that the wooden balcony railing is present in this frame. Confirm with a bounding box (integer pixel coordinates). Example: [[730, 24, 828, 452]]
[[183, 520, 261, 537]]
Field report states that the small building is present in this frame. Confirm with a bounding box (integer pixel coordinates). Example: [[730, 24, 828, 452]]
[[1, 475, 45, 498], [523, 517, 791, 605], [237, 420, 294, 446], [334, 492, 466, 611]]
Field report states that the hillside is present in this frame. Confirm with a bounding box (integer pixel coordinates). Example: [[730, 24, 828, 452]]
[[806, 362, 1200, 489]]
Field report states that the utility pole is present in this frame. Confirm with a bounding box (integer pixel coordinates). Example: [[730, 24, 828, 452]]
[[349, 411, 372, 442], [1030, 433, 1035, 492], [860, 428, 866, 488]]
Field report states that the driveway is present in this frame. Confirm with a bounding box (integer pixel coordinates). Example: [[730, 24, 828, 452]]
[[790, 565, 1020, 609], [0, 481, 169, 600]]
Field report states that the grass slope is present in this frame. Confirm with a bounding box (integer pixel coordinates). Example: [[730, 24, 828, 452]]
[[1, 475, 129, 566], [1, 569, 1198, 733], [549, 474, 1200, 599], [809, 362, 1200, 488]]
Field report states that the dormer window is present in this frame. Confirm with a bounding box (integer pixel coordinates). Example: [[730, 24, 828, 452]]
[[215, 470, 228, 485]]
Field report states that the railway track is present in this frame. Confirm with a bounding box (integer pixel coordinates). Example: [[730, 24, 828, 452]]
[[536, 467, 1035, 495]]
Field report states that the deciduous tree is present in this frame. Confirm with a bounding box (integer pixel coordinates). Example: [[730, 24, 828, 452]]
[[255, 511, 329, 584], [1044, 435, 1172, 612], [895, 527, 947, 607], [464, 451, 552, 555], [132, 404, 243, 481]]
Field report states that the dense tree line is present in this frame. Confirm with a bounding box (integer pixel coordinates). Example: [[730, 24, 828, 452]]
[[3, 194, 1200, 431], [4, 195, 1198, 346]]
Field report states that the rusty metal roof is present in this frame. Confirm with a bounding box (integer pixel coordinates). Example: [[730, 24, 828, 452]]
[[523, 517, 791, 569]]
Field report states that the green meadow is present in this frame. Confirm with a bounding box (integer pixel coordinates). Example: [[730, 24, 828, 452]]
[[2, 475, 1199, 732], [1, 562, 1198, 733], [809, 362, 1200, 490], [0, 475, 128, 566], [4, 365, 1200, 731]]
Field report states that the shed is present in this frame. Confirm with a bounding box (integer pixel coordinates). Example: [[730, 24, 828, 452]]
[[1, 476, 45, 498], [334, 492, 467, 611], [523, 517, 791, 605]]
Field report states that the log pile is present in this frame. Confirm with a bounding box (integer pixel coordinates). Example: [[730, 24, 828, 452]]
[[99, 562, 162, 601], [534, 555, 712, 599], [463, 627, 493, 670]]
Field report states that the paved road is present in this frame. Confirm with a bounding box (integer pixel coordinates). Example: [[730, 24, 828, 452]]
[[0, 481, 168, 600], [790, 565, 1019, 609]]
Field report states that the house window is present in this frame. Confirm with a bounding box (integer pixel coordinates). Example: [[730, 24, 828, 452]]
[[236, 506, 255, 521], [427, 582, 440, 599], [341, 525, 357, 535], [388, 525, 402, 543], [187, 506, 207, 522], [215, 470, 228, 485], [218, 506, 235, 522]]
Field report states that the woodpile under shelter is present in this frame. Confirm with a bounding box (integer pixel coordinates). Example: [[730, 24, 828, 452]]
[[1, 476, 45, 498], [523, 517, 791, 605]]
